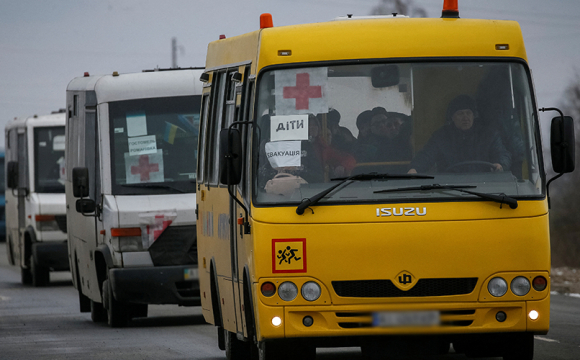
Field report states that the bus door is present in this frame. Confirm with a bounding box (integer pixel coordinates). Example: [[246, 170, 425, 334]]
[[227, 65, 253, 336], [17, 130, 28, 263], [66, 91, 101, 296]]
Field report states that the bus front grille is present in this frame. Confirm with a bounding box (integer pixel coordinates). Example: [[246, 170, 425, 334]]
[[332, 278, 478, 298]]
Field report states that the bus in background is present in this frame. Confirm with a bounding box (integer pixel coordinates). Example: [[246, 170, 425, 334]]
[[0, 150, 5, 242], [5, 110, 68, 286], [196, 3, 574, 360], [66, 68, 203, 327]]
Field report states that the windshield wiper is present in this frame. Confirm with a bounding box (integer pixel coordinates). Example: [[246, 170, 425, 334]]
[[374, 184, 518, 209], [296, 173, 434, 215], [121, 183, 188, 193]]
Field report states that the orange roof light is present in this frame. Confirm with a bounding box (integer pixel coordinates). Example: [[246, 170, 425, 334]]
[[260, 13, 273, 29], [441, 0, 459, 18]]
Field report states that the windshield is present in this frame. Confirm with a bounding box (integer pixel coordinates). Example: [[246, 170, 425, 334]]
[[34, 126, 65, 193], [253, 61, 543, 206], [109, 95, 200, 195]]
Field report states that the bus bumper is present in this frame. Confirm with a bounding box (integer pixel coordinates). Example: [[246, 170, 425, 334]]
[[256, 296, 550, 340], [109, 265, 201, 306], [32, 241, 69, 271]]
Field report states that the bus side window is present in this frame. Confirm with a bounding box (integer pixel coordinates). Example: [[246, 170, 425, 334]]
[[207, 71, 227, 185], [238, 65, 253, 197], [197, 93, 210, 184]]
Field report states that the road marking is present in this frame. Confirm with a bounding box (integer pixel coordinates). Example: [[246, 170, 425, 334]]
[[0, 295, 10, 301], [535, 336, 560, 343]]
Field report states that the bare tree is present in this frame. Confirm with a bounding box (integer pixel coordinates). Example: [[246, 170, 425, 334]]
[[549, 72, 580, 267], [370, 0, 428, 17]]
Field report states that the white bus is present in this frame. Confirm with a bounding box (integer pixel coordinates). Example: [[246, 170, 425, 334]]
[[5, 110, 68, 287], [65, 68, 203, 327]]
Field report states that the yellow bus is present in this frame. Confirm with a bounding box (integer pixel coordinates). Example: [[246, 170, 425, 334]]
[[196, 3, 575, 359]]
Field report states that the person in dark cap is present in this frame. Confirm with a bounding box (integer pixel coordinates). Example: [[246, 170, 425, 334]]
[[408, 94, 511, 173], [319, 109, 356, 152]]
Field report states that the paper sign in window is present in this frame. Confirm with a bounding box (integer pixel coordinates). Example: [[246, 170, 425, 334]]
[[124, 150, 164, 184], [265, 141, 301, 168], [275, 67, 328, 115], [270, 115, 308, 142], [128, 135, 157, 156], [127, 113, 147, 137], [53, 135, 65, 151]]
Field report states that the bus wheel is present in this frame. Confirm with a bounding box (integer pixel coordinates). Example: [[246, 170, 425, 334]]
[[90, 300, 107, 323], [103, 279, 130, 327], [6, 237, 15, 265], [21, 267, 33, 285], [258, 340, 289, 360], [224, 328, 252, 360], [131, 303, 148, 319], [503, 333, 534, 360], [31, 255, 49, 287]]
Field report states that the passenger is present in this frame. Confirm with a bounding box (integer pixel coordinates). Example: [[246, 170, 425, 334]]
[[355, 110, 374, 142], [321, 109, 356, 152], [306, 114, 356, 179], [408, 95, 511, 174], [354, 107, 412, 163]]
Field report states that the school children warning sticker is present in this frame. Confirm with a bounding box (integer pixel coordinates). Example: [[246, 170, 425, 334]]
[[272, 238, 307, 273]]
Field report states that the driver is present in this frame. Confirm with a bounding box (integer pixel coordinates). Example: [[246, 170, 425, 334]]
[[408, 95, 510, 174]]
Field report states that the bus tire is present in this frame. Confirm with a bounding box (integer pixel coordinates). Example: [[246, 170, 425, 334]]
[[503, 333, 533, 360], [6, 236, 15, 265], [225, 328, 252, 360], [131, 303, 148, 319], [90, 300, 107, 323], [103, 279, 129, 327], [31, 254, 49, 287], [21, 267, 33, 285], [258, 340, 288, 360]]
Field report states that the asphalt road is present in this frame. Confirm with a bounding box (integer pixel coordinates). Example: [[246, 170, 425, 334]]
[[1, 244, 579, 360]]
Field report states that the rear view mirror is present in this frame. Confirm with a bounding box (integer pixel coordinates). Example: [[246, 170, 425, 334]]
[[72, 167, 90, 198], [7, 161, 18, 189], [76, 199, 96, 214], [551, 116, 575, 174], [371, 65, 400, 88], [219, 128, 243, 185]]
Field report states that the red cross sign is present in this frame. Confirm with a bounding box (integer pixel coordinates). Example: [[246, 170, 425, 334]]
[[147, 215, 173, 240], [283, 73, 323, 110], [131, 155, 159, 181]]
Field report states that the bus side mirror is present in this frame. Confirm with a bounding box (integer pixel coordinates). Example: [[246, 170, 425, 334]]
[[550, 115, 575, 174], [371, 65, 400, 88], [7, 161, 18, 189], [219, 128, 243, 185], [72, 167, 90, 198], [76, 199, 96, 213]]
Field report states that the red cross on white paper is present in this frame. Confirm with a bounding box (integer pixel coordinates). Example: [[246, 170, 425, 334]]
[[131, 155, 159, 181], [283, 73, 322, 110]]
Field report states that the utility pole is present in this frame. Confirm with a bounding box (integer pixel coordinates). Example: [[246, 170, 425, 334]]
[[172, 37, 177, 68]]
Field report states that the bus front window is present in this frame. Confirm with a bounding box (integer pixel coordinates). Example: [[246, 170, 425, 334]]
[[109, 95, 200, 195], [253, 62, 543, 206], [34, 126, 66, 193]]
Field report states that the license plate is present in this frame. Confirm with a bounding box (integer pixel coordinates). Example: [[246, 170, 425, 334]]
[[372, 310, 440, 327], [183, 268, 198, 280]]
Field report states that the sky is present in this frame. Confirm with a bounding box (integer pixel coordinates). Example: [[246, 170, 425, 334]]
[[1, 0, 579, 149]]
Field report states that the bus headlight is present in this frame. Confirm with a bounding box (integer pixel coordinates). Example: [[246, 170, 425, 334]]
[[511, 276, 531, 296], [488, 277, 508, 297], [278, 282, 298, 301], [301, 281, 321, 301]]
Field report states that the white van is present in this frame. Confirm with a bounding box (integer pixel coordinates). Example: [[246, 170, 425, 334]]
[[5, 110, 68, 286], [65, 68, 203, 327]]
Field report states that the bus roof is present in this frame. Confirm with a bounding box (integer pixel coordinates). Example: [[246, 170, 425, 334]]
[[205, 17, 526, 72], [5, 112, 65, 132], [66, 68, 204, 104]]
